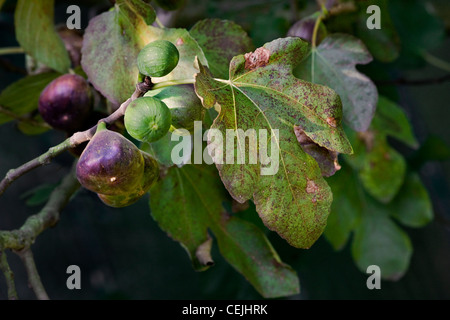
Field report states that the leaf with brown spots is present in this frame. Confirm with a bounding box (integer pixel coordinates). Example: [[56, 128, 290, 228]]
[[194, 38, 352, 249]]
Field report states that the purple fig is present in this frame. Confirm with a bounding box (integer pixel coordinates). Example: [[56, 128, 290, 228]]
[[38, 74, 92, 132], [97, 152, 160, 208], [76, 124, 145, 196]]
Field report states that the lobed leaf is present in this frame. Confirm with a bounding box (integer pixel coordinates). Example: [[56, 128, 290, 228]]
[[351, 195, 412, 281], [344, 96, 417, 203], [195, 37, 352, 249], [326, 163, 432, 280], [295, 34, 378, 132]]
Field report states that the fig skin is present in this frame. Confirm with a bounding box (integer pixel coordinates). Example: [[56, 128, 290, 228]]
[[38, 74, 92, 132], [137, 40, 179, 78], [148, 84, 204, 133], [98, 152, 159, 208], [124, 96, 172, 143], [76, 128, 145, 196], [68, 112, 124, 157]]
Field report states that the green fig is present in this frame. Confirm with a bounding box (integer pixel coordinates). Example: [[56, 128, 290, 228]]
[[124, 97, 172, 143], [145, 84, 204, 133], [137, 40, 179, 78]]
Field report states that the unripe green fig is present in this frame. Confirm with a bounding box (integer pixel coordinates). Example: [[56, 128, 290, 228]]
[[38, 74, 92, 132], [76, 124, 145, 196], [97, 152, 159, 208], [137, 40, 179, 77], [146, 84, 204, 133], [124, 97, 172, 143]]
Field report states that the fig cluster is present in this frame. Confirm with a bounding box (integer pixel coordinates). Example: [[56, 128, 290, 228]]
[[76, 124, 159, 207]]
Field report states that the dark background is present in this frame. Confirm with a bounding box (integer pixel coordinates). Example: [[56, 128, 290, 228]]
[[0, 0, 449, 299]]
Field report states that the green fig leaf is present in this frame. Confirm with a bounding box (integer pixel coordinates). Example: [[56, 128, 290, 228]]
[[194, 37, 352, 249], [326, 163, 421, 280], [344, 96, 416, 203], [14, 0, 70, 73], [351, 195, 412, 281], [324, 164, 362, 250], [149, 164, 299, 298], [295, 34, 378, 132], [371, 96, 418, 148], [391, 173, 433, 228]]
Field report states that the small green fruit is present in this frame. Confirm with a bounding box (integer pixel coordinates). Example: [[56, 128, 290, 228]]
[[125, 97, 172, 143], [146, 84, 204, 133], [137, 40, 179, 77]]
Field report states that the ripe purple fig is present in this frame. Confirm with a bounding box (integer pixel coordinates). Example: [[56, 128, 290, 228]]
[[98, 152, 159, 208], [76, 124, 145, 196], [38, 74, 92, 132]]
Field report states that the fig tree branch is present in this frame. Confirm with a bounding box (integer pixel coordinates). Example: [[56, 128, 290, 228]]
[[0, 77, 153, 197], [0, 162, 80, 251], [15, 248, 49, 300], [0, 250, 18, 300]]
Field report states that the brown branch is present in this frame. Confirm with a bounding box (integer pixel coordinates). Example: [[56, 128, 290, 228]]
[[0, 250, 18, 300], [0, 77, 152, 197], [15, 248, 48, 300]]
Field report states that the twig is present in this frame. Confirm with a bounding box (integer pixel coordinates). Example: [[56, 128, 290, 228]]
[[0, 77, 153, 197], [0, 162, 80, 251], [0, 250, 18, 300], [0, 47, 25, 56], [0, 58, 27, 75], [15, 248, 49, 300], [375, 74, 450, 86]]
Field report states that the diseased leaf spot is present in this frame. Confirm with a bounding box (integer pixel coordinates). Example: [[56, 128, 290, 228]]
[[176, 37, 184, 46], [244, 47, 270, 70], [327, 117, 337, 128], [306, 179, 319, 194]]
